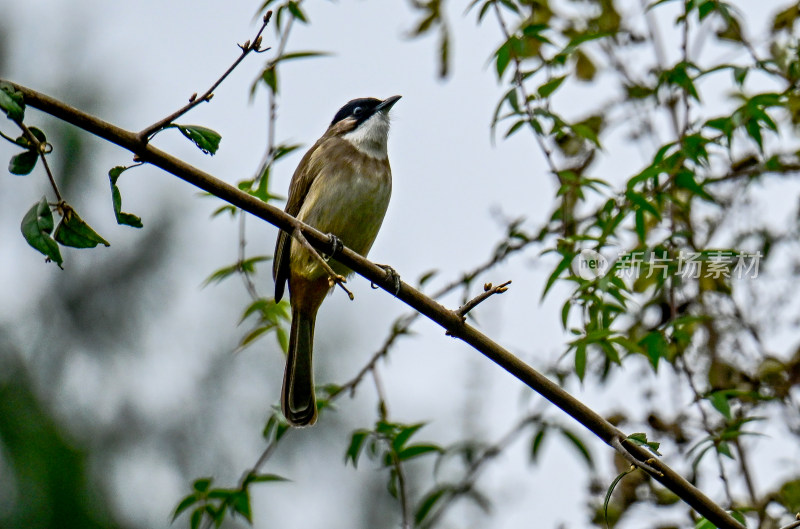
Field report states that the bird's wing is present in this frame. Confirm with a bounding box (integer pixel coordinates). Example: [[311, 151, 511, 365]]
[[273, 137, 329, 301]]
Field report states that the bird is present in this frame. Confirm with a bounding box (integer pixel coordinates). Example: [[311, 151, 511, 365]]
[[273, 95, 401, 426]]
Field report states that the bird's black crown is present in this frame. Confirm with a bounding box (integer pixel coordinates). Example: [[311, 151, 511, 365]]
[[331, 97, 382, 127]]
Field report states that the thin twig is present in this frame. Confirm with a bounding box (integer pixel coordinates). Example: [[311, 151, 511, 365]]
[[138, 11, 273, 141], [455, 281, 511, 319], [15, 120, 62, 202], [611, 436, 663, 477], [491, 1, 559, 178], [679, 356, 735, 506], [291, 227, 353, 300], [779, 516, 800, 529]]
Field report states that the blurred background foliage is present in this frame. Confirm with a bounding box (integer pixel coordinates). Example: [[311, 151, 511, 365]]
[[4, 1, 800, 529]]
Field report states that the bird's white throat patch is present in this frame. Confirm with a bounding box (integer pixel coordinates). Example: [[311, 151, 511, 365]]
[[342, 113, 391, 159]]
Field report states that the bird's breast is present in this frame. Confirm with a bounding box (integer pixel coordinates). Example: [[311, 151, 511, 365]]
[[292, 156, 392, 278]]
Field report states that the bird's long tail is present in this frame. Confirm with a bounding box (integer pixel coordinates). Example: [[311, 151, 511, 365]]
[[281, 308, 317, 426]]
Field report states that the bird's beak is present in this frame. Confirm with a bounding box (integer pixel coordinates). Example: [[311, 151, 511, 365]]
[[375, 95, 402, 112]]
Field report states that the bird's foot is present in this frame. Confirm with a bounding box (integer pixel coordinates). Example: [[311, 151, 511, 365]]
[[324, 234, 343, 261], [372, 264, 402, 295]]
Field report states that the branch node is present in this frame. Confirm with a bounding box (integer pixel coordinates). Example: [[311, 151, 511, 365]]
[[612, 437, 663, 477], [455, 280, 512, 319]]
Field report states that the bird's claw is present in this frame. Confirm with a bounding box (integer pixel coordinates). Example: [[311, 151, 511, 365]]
[[324, 234, 343, 261], [372, 264, 401, 295]]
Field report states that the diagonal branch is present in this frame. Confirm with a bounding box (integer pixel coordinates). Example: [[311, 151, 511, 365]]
[[3, 79, 745, 529]]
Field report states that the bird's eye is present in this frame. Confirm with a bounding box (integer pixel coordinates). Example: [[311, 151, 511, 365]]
[[352, 106, 363, 116]]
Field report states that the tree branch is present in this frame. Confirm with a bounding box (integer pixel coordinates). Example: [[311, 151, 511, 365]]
[[2, 79, 745, 529]]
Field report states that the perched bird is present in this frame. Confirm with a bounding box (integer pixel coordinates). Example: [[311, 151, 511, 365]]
[[273, 95, 401, 426]]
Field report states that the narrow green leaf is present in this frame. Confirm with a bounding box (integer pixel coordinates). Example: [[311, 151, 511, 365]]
[[261, 66, 278, 94], [245, 473, 289, 484], [20, 197, 63, 267], [575, 342, 587, 381], [287, 1, 308, 22], [8, 150, 37, 175], [694, 517, 716, 529], [716, 441, 733, 458], [538, 75, 566, 98], [542, 251, 574, 299], [108, 166, 143, 228], [238, 325, 273, 349], [397, 444, 443, 461], [415, 487, 450, 525], [495, 38, 513, 78], [392, 423, 425, 451], [707, 391, 731, 419], [172, 493, 199, 521], [230, 490, 252, 523], [559, 428, 594, 468], [54, 206, 110, 249], [345, 430, 370, 467], [604, 468, 636, 528], [275, 51, 330, 63], [675, 170, 715, 202], [530, 427, 547, 462], [190, 507, 204, 529], [170, 124, 221, 155], [561, 300, 571, 329]]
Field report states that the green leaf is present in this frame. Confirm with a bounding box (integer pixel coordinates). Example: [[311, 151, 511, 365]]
[[238, 325, 274, 349], [0, 81, 25, 121], [172, 493, 199, 521], [8, 150, 37, 175], [189, 508, 203, 529], [561, 299, 571, 329], [559, 428, 593, 468], [542, 251, 574, 298], [230, 490, 252, 523], [20, 197, 63, 268], [287, 1, 308, 22], [275, 51, 330, 63], [639, 331, 668, 370], [626, 432, 661, 456], [530, 427, 547, 462], [415, 487, 450, 525], [345, 430, 370, 467], [495, 38, 514, 78], [694, 517, 716, 529], [675, 170, 714, 202], [575, 342, 587, 381], [604, 468, 636, 528], [707, 391, 731, 419], [193, 478, 212, 493], [397, 444, 442, 461], [244, 473, 289, 484], [170, 124, 221, 155], [54, 206, 110, 249], [392, 423, 425, 451], [538, 75, 566, 98], [261, 66, 278, 94], [108, 166, 143, 228]]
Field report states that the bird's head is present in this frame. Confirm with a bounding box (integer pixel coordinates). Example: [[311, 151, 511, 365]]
[[329, 95, 401, 159]]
